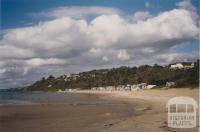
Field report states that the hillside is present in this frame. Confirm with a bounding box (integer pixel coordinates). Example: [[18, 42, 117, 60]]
[[20, 60, 199, 92]]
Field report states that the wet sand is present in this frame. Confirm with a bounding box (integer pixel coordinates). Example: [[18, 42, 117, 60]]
[[0, 93, 135, 132], [0, 88, 199, 132]]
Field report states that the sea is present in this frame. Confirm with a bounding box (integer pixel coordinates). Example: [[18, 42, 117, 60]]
[[0, 91, 81, 106]]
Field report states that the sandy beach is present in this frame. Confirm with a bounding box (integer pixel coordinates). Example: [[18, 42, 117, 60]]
[[0, 88, 199, 132], [76, 88, 199, 132], [0, 92, 134, 132]]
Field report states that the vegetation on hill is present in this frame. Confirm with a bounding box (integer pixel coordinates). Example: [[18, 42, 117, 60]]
[[19, 60, 199, 92]]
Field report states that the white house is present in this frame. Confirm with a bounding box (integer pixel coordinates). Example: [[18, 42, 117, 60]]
[[116, 85, 125, 91], [71, 74, 80, 80], [166, 82, 175, 87], [170, 63, 184, 69], [137, 83, 147, 89], [184, 63, 194, 69], [97, 87, 106, 91], [130, 83, 148, 91], [91, 87, 97, 90], [170, 63, 194, 69], [105, 86, 115, 91], [91, 83, 155, 91], [147, 85, 156, 89]]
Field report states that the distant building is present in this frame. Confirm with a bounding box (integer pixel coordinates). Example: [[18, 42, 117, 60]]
[[147, 85, 156, 89], [91, 74, 96, 78], [71, 74, 80, 80], [170, 63, 184, 69], [98, 87, 106, 91], [105, 86, 115, 91], [57, 89, 62, 92], [102, 71, 108, 74], [116, 85, 125, 91], [123, 83, 148, 91], [137, 83, 147, 89], [166, 82, 175, 87], [91, 83, 156, 91], [184, 63, 194, 69], [64, 78, 69, 81], [91, 87, 97, 90], [170, 63, 194, 69]]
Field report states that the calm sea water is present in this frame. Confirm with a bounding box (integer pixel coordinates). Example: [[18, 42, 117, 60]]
[[0, 91, 81, 105]]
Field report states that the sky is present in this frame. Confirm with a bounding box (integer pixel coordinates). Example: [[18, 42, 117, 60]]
[[0, 0, 199, 88]]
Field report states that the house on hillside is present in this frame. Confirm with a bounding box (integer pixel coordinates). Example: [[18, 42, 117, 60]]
[[62, 75, 70, 81], [129, 83, 148, 91], [71, 74, 80, 80], [97, 87, 106, 91], [170, 63, 194, 70], [184, 63, 194, 69], [131, 84, 156, 91], [138, 83, 147, 89], [91, 74, 96, 78], [91, 87, 97, 90], [147, 85, 156, 89], [166, 82, 175, 87], [116, 85, 125, 91], [91, 83, 156, 91], [105, 86, 115, 91], [170, 63, 184, 69]]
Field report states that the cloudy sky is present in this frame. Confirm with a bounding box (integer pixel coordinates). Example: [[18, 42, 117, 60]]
[[0, 0, 199, 88]]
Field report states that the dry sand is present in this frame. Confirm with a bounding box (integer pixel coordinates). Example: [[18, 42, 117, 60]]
[[76, 88, 199, 132], [0, 88, 199, 132]]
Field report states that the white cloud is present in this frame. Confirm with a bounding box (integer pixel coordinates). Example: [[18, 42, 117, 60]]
[[37, 6, 122, 19], [154, 52, 199, 63], [117, 49, 130, 61], [141, 47, 155, 54], [132, 11, 152, 21], [1, 17, 90, 59], [89, 48, 102, 54], [176, 0, 196, 12], [2, 6, 197, 54], [0, 1, 199, 88], [25, 58, 66, 67], [0, 69, 6, 74], [102, 56, 109, 62], [89, 14, 127, 47], [0, 45, 34, 59], [1, 8, 198, 63], [89, 9, 198, 49], [176, 0, 198, 21]]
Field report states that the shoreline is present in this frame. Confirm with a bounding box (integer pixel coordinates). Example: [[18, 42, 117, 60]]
[[0, 88, 199, 132], [0, 91, 134, 132], [74, 88, 199, 132]]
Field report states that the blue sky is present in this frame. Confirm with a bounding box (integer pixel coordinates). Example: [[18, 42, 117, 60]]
[[0, 0, 199, 88], [2, 0, 198, 29]]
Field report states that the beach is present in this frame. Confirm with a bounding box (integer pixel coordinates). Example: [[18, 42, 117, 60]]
[[0, 92, 134, 132], [0, 88, 199, 132], [84, 88, 199, 132]]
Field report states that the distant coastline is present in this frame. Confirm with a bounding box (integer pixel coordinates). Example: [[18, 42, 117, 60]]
[[2, 60, 199, 92]]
